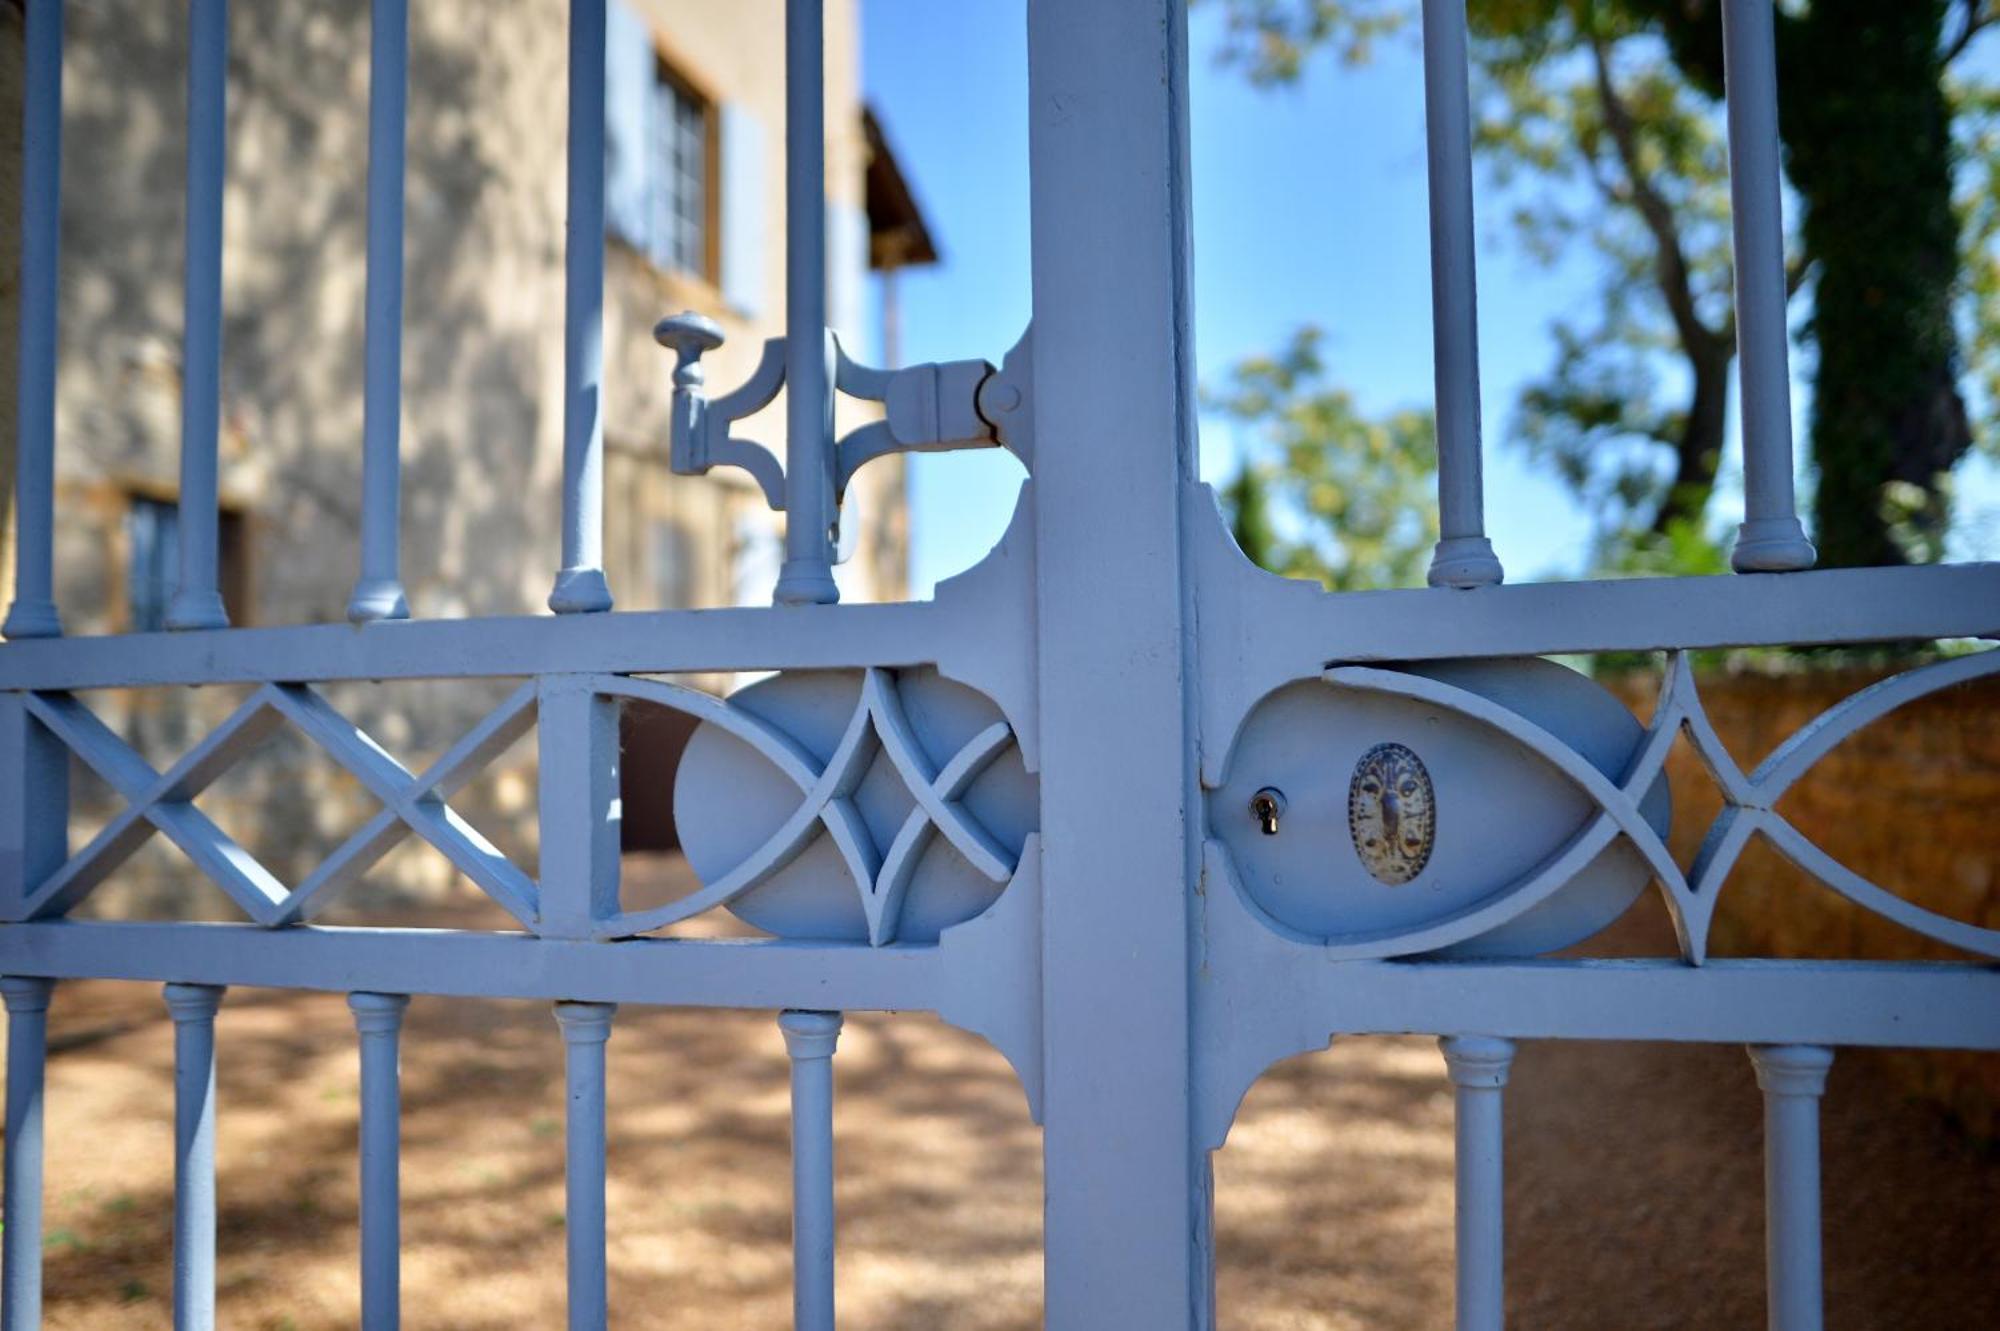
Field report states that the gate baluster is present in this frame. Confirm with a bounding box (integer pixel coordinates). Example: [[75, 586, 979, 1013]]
[[165, 983, 226, 1331], [349, 0, 414, 624], [168, 0, 233, 632], [1419, 0, 1504, 591], [555, 1001, 616, 1331], [1440, 1036, 1514, 1331], [350, 993, 411, 1330], [3, 0, 64, 641], [549, 0, 615, 615], [1720, 0, 1815, 573], [780, 1010, 842, 1331], [1748, 1045, 1832, 1331], [2, 977, 54, 1331], [777, 0, 839, 606]]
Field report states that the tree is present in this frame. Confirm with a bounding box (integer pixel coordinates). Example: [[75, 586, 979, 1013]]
[[1221, 457, 1283, 571], [1207, 0, 1999, 569], [1633, 0, 1986, 566], [1208, 328, 1441, 589]]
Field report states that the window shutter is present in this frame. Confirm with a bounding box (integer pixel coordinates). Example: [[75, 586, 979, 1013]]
[[834, 489, 861, 566], [827, 199, 870, 355], [719, 103, 767, 316], [604, 0, 654, 251]]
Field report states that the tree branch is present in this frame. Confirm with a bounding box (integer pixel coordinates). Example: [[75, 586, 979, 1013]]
[[1588, 36, 1726, 361], [1946, 0, 1995, 64], [1786, 253, 1813, 301]]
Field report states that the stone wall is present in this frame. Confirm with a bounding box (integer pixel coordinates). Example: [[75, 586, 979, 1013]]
[[27, 1, 908, 915], [1610, 661, 2000, 1135]]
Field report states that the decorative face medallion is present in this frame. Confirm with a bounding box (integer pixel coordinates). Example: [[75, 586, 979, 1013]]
[[1348, 742, 1435, 885]]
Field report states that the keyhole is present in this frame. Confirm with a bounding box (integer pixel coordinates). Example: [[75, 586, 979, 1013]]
[[1250, 788, 1287, 836]]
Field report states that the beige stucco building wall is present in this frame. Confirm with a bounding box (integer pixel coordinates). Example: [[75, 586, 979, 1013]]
[[21, 0, 907, 913], [48, 0, 900, 630]]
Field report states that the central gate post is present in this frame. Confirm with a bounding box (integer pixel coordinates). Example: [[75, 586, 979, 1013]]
[[1027, 2, 1210, 1325]]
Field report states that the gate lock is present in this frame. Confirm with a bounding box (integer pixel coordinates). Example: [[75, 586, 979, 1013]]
[[1249, 787, 1286, 836]]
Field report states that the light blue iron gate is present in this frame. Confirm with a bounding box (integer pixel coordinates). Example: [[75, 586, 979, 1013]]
[[3, 1, 1998, 1328]]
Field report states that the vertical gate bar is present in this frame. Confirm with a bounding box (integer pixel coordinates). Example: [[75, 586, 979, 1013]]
[[3, 0, 64, 641], [348, 993, 410, 1331], [1720, 0, 1814, 574], [168, 0, 233, 632], [554, 1001, 615, 1331], [1748, 1045, 1832, 1331], [1027, 1, 1211, 1326], [2, 977, 54, 1331], [534, 677, 621, 940], [165, 983, 226, 1331], [779, 1011, 842, 1331], [774, 0, 838, 607], [1441, 1036, 1515, 1331], [348, 0, 413, 624], [0, 695, 68, 924], [549, 0, 615, 615], [1419, 0, 1503, 591]]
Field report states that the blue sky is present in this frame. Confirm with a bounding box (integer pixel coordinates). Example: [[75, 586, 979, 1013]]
[[861, 3, 2000, 596]]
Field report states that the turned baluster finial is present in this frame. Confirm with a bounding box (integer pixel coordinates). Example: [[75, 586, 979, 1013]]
[[656, 312, 728, 481]]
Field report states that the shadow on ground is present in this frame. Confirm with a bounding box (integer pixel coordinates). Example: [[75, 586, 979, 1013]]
[[19, 862, 2000, 1329]]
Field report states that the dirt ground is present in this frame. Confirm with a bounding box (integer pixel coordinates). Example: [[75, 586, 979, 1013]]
[[18, 870, 2000, 1329]]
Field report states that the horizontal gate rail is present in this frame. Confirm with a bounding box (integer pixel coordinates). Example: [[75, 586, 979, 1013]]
[[0, 923, 945, 1011], [4, 926, 1993, 1049], [0, 561, 1990, 695], [0, 600, 972, 691]]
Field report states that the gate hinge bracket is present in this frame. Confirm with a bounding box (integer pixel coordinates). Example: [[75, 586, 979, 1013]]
[[654, 313, 1033, 511]]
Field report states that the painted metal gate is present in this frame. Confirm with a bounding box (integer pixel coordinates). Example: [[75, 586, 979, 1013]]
[[4, 1, 1999, 1328]]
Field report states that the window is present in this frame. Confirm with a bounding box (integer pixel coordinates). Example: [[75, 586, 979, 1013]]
[[605, 4, 715, 281], [126, 495, 248, 630], [650, 68, 709, 277]]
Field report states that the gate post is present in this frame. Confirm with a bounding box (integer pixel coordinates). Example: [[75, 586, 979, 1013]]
[[1026, 2, 1210, 1325]]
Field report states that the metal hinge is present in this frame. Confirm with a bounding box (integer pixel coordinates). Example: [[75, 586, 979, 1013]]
[[654, 313, 1032, 513]]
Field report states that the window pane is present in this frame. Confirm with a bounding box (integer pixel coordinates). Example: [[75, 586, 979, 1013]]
[[649, 74, 707, 275]]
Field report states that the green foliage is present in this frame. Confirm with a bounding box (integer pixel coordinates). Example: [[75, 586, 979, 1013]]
[[1952, 61, 2000, 465], [1778, 1, 1973, 567], [1208, 0, 1409, 84], [1599, 515, 1729, 579], [1474, 4, 1741, 549], [1207, 328, 1440, 589], [1202, 0, 1747, 566], [1203, 0, 2000, 571], [1221, 460, 1282, 570]]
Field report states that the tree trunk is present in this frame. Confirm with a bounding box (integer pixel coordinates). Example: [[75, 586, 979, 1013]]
[[1780, 0, 1973, 567], [1640, 0, 1975, 566], [1653, 338, 1732, 537]]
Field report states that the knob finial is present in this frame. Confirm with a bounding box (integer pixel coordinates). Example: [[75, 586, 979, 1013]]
[[654, 311, 726, 388]]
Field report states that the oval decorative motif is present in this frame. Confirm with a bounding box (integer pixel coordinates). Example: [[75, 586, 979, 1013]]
[[1348, 742, 1435, 885], [1213, 657, 1672, 957]]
